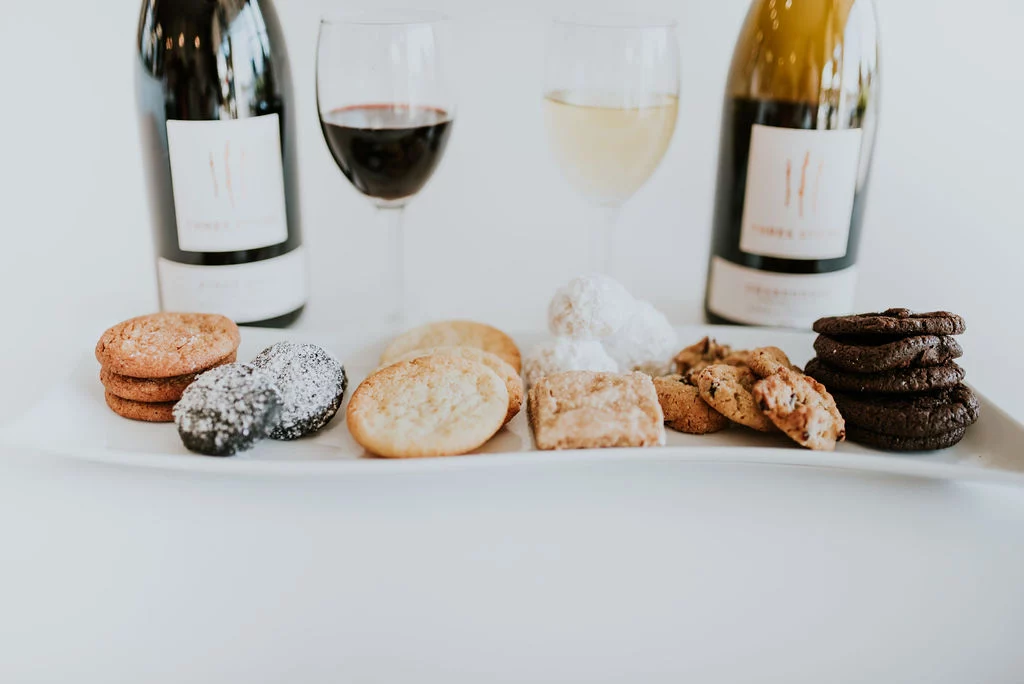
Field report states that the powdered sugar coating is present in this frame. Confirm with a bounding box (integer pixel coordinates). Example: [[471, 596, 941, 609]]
[[250, 342, 348, 440], [173, 364, 282, 457], [548, 275, 636, 340], [602, 300, 678, 376], [523, 338, 619, 387]]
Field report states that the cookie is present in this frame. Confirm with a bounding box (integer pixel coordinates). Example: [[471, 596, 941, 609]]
[[347, 356, 508, 459], [845, 424, 967, 452], [721, 350, 752, 367], [673, 337, 733, 376], [681, 348, 751, 385], [104, 391, 176, 423], [602, 300, 678, 376], [548, 274, 636, 339], [813, 334, 963, 373], [832, 384, 980, 438], [391, 346, 523, 426], [381, 320, 521, 372], [696, 365, 776, 433], [528, 371, 665, 450], [173, 364, 283, 457], [95, 313, 241, 378], [805, 358, 966, 394], [653, 375, 729, 435], [522, 338, 619, 387], [250, 342, 348, 440], [99, 352, 237, 403], [747, 347, 799, 378], [813, 308, 966, 337], [752, 368, 845, 451]]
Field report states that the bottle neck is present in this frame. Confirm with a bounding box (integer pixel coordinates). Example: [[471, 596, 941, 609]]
[[727, 0, 870, 105]]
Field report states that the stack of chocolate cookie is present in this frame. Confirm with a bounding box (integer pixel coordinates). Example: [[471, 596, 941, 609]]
[[95, 313, 241, 423], [806, 308, 979, 451]]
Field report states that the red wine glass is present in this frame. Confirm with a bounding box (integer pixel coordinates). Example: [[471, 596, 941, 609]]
[[317, 10, 455, 327]]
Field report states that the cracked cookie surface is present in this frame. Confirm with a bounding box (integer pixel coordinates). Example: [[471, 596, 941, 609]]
[[813, 334, 963, 373], [654, 374, 729, 435], [95, 313, 240, 378], [747, 347, 799, 379], [348, 356, 508, 458], [696, 365, 776, 433], [380, 320, 521, 372], [753, 368, 845, 451], [813, 308, 966, 337], [390, 346, 523, 426]]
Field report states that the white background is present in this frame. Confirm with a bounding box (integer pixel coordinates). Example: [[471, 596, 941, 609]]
[[2, 1, 1024, 682], [1, 0, 1023, 414]]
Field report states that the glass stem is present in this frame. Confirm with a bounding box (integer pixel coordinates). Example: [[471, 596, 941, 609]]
[[380, 206, 407, 329], [593, 205, 622, 276]]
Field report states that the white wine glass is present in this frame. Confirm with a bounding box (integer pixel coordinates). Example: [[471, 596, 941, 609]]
[[543, 15, 680, 276], [317, 10, 455, 328]]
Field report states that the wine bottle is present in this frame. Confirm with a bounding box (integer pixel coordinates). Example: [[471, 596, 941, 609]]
[[704, 0, 879, 328], [136, 0, 307, 327]]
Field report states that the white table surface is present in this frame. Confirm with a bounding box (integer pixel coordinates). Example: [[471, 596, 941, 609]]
[[2, 447, 1024, 682]]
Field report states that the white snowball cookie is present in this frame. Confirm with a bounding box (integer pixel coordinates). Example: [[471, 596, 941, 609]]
[[602, 300, 678, 377], [547, 274, 636, 340], [523, 338, 619, 387]]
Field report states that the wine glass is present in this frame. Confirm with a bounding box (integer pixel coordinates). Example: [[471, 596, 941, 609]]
[[543, 15, 680, 276], [317, 10, 455, 327]]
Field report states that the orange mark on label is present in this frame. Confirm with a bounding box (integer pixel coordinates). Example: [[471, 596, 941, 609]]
[[208, 152, 219, 198], [785, 159, 792, 208], [798, 151, 810, 218]]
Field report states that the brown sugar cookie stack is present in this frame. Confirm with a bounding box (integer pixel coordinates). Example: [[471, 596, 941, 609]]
[[806, 308, 978, 451], [95, 313, 241, 422]]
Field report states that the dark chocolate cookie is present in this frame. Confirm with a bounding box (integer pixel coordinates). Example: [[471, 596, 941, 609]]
[[846, 424, 967, 452], [813, 308, 966, 337], [813, 334, 963, 373], [251, 342, 348, 440], [833, 384, 980, 437], [173, 364, 282, 457], [805, 357, 965, 394]]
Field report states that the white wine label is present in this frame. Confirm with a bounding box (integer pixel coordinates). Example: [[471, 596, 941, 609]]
[[166, 115, 289, 253], [707, 257, 857, 329], [157, 248, 308, 324], [739, 125, 863, 260]]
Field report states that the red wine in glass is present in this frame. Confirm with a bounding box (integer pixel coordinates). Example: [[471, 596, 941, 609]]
[[316, 11, 454, 327], [320, 105, 453, 202]]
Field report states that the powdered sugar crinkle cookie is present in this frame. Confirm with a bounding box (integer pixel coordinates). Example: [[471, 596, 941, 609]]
[[602, 300, 678, 376], [548, 274, 636, 340]]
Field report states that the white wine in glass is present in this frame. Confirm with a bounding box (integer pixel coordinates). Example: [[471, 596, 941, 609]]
[[544, 16, 680, 275], [543, 91, 679, 206]]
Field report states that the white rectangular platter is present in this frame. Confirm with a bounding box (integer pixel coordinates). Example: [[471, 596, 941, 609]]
[[2, 325, 1022, 484]]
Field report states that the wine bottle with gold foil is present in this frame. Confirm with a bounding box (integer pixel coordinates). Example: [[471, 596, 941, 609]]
[[704, 0, 879, 328]]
